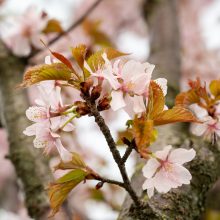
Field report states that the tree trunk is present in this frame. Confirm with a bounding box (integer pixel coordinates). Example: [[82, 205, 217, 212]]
[[0, 41, 51, 219], [118, 0, 220, 219]]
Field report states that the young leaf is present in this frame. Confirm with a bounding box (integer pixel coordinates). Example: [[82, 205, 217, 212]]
[[147, 81, 165, 119], [175, 90, 200, 106], [84, 48, 127, 76], [71, 44, 87, 69], [209, 79, 220, 100], [48, 169, 87, 217], [43, 19, 63, 34], [132, 118, 154, 150], [51, 52, 74, 71], [153, 106, 198, 126], [19, 63, 73, 87], [54, 152, 87, 171]]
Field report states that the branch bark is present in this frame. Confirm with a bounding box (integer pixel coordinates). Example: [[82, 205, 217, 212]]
[[118, 0, 220, 219], [83, 93, 142, 208], [0, 41, 51, 219]]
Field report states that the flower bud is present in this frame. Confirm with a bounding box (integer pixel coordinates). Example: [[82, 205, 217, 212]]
[[97, 96, 111, 111], [91, 85, 102, 101], [75, 101, 90, 116], [95, 181, 104, 190]]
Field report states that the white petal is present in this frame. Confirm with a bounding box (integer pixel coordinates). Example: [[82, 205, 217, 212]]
[[13, 36, 31, 56], [147, 188, 155, 198], [190, 123, 207, 136], [169, 148, 196, 165], [132, 95, 146, 114], [190, 104, 208, 119], [154, 78, 168, 96], [23, 123, 37, 136], [171, 164, 192, 185], [110, 90, 126, 111], [155, 145, 172, 161], [45, 55, 52, 64], [55, 139, 72, 162], [26, 106, 47, 122], [153, 169, 174, 193], [142, 158, 160, 178]]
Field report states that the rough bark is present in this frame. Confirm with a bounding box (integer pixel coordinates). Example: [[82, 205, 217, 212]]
[[0, 41, 51, 219], [118, 0, 220, 219]]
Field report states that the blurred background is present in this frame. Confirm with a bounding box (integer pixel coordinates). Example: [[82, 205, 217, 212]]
[[0, 0, 220, 219]]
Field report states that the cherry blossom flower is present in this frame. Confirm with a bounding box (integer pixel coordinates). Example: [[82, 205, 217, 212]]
[[189, 104, 220, 141], [142, 145, 196, 198], [0, 6, 48, 56], [23, 80, 75, 160]]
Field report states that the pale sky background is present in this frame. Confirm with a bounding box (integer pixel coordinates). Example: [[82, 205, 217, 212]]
[[1, 0, 220, 219]]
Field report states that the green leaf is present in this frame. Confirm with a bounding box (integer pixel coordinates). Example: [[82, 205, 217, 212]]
[[71, 44, 87, 69], [19, 63, 73, 87], [55, 152, 87, 171], [210, 80, 220, 100], [48, 169, 87, 217]]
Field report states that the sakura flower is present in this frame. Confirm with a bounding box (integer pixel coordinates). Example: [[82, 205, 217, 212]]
[[84, 53, 120, 90], [191, 116, 220, 140], [142, 145, 196, 198], [0, 6, 48, 56], [189, 104, 220, 141]]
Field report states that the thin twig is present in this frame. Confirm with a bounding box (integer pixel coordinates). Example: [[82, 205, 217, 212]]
[[83, 94, 142, 208], [121, 144, 133, 164], [29, 0, 103, 59], [96, 177, 125, 188]]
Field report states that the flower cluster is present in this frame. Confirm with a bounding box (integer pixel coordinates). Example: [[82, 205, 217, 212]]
[[176, 78, 220, 143], [0, 6, 62, 56], [23, 79, 75, 161], [21, 46, 197, 215]]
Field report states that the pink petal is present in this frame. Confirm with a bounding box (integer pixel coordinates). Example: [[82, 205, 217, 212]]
[[170, 164, 192, 185], [13, 36, 31, 56], [110, 90, 126, 111], [23, 123, 38, 136], [26, 106, 47, 122], [190, 123, 207, 136], [169, 148, 196, 165], [142, 158, 160, 178], [155, 145, 172, 161], [55, 139, 72, 162]]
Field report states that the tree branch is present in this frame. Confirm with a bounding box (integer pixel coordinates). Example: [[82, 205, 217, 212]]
[[82, 93, 142, 208], [0, 41, 51, 219], [121, 142, 134, 164]]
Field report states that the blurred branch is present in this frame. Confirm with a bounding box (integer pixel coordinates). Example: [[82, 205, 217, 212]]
[[0, 41, 51, 219], [29, 0, 103, 59]]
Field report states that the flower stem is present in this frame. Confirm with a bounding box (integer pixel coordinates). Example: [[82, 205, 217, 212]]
[[83, 94, 142, 208]]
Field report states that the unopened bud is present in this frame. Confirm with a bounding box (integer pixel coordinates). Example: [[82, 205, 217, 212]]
[[80, 78, 93, 96], [75, 101, 90, 116], [91, 85, 102, 101], [95, 181, 104, 190], [97, 96, 111, 111]]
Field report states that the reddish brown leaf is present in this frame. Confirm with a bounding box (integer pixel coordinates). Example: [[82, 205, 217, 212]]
[[51, 52, 74, 70], [132, 118, 154, 150], [154, 106, 198, 126], [147, 81, 165, 119]]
